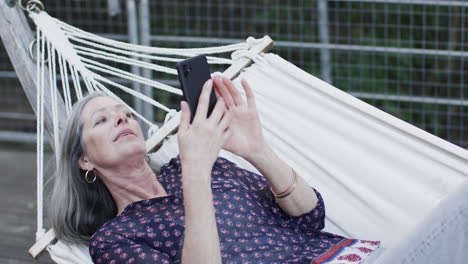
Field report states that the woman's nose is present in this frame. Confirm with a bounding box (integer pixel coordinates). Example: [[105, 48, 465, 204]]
[[114, 112, 127, 126]]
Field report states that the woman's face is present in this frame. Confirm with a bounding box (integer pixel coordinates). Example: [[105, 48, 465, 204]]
[[79, 96, 146, 171]]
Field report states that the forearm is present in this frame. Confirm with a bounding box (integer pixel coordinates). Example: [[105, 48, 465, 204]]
[[181, 167, 222, 264], [245, 145, 318, 216]]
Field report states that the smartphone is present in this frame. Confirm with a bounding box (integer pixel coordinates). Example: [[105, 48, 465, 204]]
[[176, 55, 217, 123]]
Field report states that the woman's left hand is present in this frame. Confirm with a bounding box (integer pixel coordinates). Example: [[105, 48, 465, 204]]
[[213, 76, 266, 160]]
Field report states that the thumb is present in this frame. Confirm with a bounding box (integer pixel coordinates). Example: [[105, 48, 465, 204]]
[[179, 101, 190, 133]]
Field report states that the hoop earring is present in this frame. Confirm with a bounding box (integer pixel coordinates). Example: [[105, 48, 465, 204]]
[[85, 170, 96, 183]]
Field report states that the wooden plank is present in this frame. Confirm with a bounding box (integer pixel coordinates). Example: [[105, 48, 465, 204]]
[[222, 35, 274, 79], [0, 2, 66, 152], [145, 112, 180, 153], [28, 229, 56, 259]]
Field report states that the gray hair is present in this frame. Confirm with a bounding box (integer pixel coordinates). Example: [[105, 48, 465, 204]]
[[49, 92, 117, 244]]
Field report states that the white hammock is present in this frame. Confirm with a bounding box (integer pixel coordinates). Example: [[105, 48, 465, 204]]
[[25, 10, 468, 264]]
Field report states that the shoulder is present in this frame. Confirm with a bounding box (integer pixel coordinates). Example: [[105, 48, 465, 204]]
[[89, 214, 139, 258], [89, 216, 121, 245], [90, 212, 138, 245], [159, 155, 182, 173]]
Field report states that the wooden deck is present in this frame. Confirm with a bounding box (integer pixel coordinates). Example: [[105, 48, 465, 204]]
[[0, 143, 53, 263]]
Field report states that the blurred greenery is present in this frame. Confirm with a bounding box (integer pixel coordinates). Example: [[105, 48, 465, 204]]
[[1, 0, 466, 147]]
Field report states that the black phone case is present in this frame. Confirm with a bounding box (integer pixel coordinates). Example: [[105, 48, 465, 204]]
[[176, 55, 217, 122]]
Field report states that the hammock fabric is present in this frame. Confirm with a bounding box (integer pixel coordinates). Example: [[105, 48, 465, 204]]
[[24, 9, 468, 264]]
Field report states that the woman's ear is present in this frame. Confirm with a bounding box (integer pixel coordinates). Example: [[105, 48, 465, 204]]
[[78, 155, 94, 171]]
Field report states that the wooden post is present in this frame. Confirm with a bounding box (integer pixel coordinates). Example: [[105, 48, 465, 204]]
[[0, 1, 66, 151]]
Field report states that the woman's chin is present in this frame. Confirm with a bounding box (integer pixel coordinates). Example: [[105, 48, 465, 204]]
[[114, 140, 146, 157]]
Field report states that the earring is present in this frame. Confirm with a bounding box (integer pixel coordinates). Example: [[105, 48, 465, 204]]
[[85, 170, 96, 183]]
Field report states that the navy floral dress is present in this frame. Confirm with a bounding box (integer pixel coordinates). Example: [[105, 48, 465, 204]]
[[89, 156, 377, 264]]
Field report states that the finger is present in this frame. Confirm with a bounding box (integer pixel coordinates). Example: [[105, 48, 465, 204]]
[[214, 76, 235, 109], [214, 85, 221, 99], [208, 98, 226, 125], [223, 77, 244, 106], [241, 79, 256, 109], [179, 101, 190, 132], [194, 79, 213, 122], [218, 110, 232, 132]]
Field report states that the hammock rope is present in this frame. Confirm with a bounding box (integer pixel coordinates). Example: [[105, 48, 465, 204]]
[[35, 28, 46, 240], [57, 19, 252, 56], [66, 35, 235, 65]]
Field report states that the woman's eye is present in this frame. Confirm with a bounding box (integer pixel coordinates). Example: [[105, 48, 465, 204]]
[[95, 117, 106, 125], [126, 112, 133, 118]]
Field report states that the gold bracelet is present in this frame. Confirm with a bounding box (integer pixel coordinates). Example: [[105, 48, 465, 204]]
[[271, 168, 298, 199]]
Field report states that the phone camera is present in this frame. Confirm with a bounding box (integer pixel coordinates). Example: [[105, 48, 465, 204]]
[[183, 64, 192, 76]]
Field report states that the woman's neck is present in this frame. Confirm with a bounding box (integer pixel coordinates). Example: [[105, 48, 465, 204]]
[[98, 160, 167, 215]]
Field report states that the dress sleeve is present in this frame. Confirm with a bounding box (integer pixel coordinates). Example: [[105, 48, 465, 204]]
[[272, 187, 326, 233], [89, 231, 173, 264], [224, 159, 326, 233]]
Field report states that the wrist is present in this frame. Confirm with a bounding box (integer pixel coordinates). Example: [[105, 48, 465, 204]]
[[244, 143, 273, 167], [182, 174, 213, 203], [181, 164, 212, 186]]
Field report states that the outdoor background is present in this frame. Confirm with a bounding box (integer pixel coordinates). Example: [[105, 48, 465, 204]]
[[1, 0, 467, 148], [0, 0, 466, 263]]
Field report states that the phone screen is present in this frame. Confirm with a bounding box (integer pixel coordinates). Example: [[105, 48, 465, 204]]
[[176, 55, 217, 122]]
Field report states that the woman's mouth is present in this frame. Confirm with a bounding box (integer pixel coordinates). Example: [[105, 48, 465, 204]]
[[114, 129, 135, 142]]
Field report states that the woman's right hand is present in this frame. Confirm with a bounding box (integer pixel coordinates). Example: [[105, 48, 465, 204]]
[[178, 80, 226, 263], [177, 79, 232, 180]]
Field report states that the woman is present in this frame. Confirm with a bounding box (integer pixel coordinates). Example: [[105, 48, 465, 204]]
[[50, 76, 378, 263]]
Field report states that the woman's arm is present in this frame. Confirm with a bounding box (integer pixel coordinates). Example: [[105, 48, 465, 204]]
[[181, 166, 221, 264], [245, 144, 318, 217], [212, 76, 318, 217], [177, 79, 230, 264]]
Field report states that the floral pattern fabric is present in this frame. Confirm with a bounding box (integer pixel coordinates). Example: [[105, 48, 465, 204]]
[[89, 156, 379, 263]]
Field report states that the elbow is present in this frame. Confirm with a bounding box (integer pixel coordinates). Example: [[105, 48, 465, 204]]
[[277, 185, 320, 217], [294, 197, 319, 216]]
